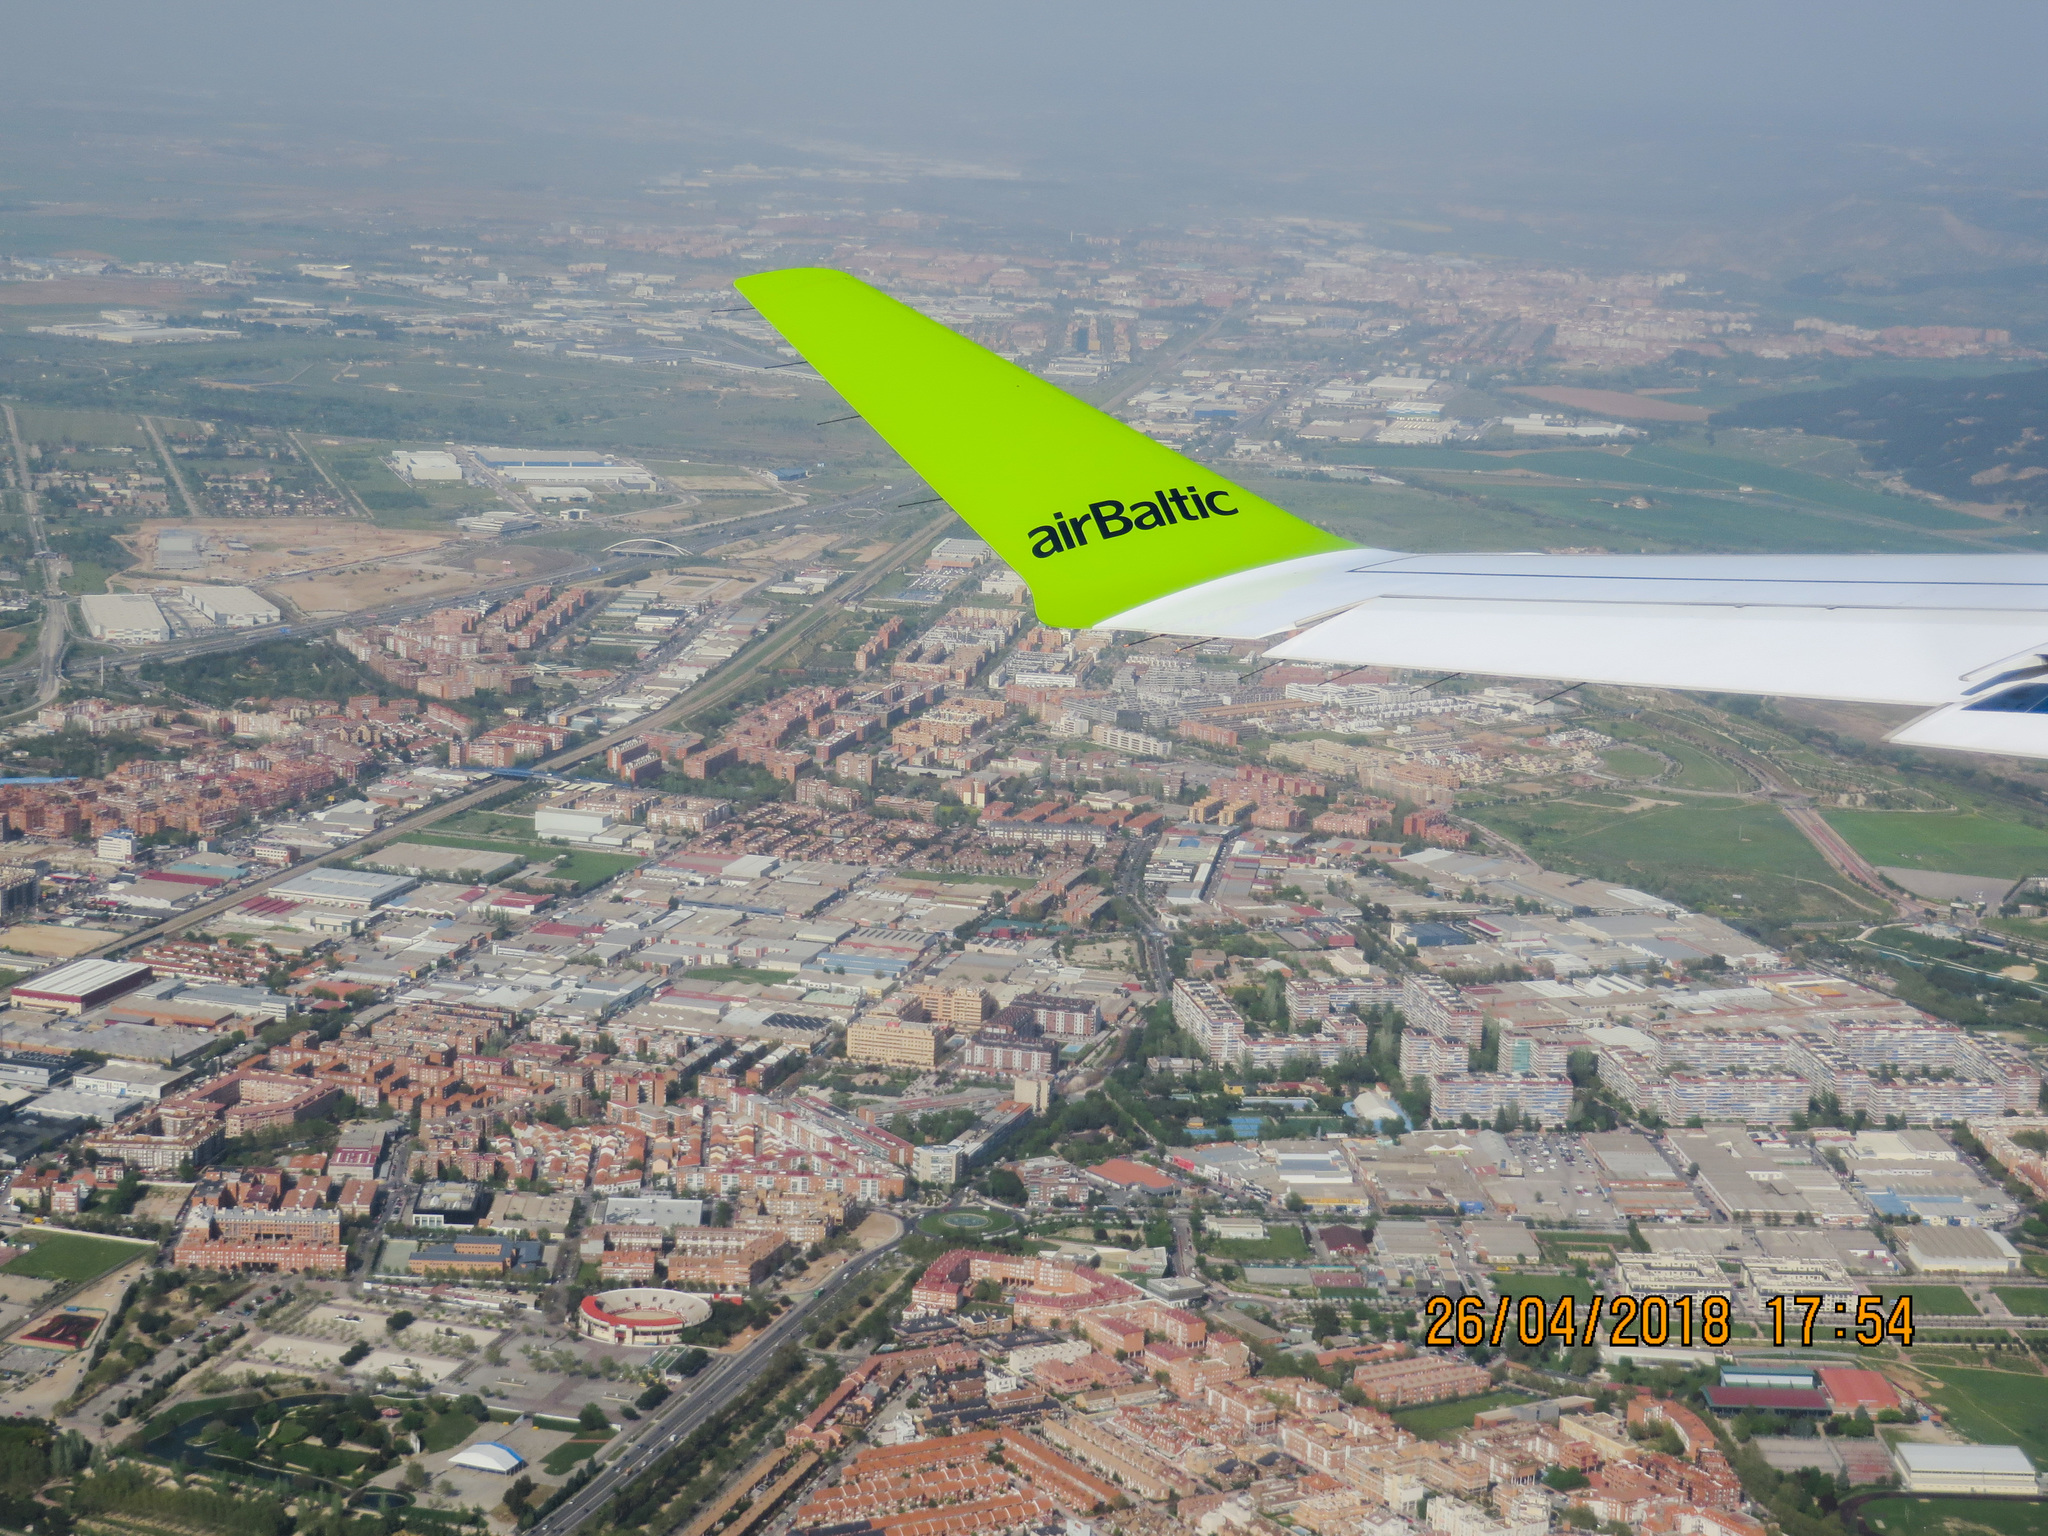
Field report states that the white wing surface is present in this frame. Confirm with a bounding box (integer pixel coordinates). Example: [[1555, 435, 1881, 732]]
[[1099, 549, 2048, 759]]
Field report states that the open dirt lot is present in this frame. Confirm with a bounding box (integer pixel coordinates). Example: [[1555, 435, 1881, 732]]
[[1506, 385, 1711, 422], [272, 543, 571, 619], [119, 517, 450, 582], [132, 1186, 191, 1224], [0, 925, 124, 959]]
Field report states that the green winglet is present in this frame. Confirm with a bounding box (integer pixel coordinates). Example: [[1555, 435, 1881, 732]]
[[735, 267, 1356, 629]]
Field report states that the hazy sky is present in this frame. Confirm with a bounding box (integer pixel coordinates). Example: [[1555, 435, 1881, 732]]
[[6, 2, 2048, 255], [7, 3, 2044, 147]]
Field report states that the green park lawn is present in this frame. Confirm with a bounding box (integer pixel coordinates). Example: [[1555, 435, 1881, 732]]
[[540, 1429, 614, 1476], [419, 1410, 480, 1453], [1991, 1287, 2048, 1316], [1874, 1285, 1980, 1317]]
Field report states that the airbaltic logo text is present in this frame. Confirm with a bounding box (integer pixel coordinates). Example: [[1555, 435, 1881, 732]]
[[1028, 486, 1238, 559]]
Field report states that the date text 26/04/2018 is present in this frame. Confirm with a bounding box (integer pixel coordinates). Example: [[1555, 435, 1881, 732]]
[[1422, 1293, 1915, 1350]]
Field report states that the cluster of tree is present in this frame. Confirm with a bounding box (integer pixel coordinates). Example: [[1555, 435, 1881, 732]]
[[141, 635, 391, 710], [669, 1297, 777, 1350], [1724, 367, 2048, 512], [71, 1461, 291, 1536], [46, 525, 136, 575], [8, 729, 169, 782]]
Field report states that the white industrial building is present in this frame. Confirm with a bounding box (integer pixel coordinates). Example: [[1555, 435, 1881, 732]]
[[69, 1061, 191, 1100], [535, 806, 611, 841], [181, 585, 281, 628], [1502, 414, 1636, 440], [79, 593, 169, 645], [469, 446, 655, 491], [1893, 1442, 2038, 1494], [388, 450, 463, 482], [1902, 1224, 2023, 1274], [269, 868, 417, 912]]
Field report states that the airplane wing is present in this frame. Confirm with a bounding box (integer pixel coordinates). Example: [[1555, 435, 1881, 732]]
[[735, 267, 2048, 762]]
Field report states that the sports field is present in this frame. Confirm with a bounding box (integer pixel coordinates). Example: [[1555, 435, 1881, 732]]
[[1205, 1225, 1309, 1263], [1390, 1390, 1532, 1440], [1, 1232, 150, 1282], [1492, 1275, 1595, 1306], [1913, 1363, 2048, 1463], [1851, 1494, 2048, 1536]]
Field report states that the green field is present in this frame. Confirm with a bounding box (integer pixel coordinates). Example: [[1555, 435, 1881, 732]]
[[1914, 1364, 2048, 1463], [1876, 1285, 1980, 1316], [1992, 1287, 2048, 1316], [1469, 796, 1871, 924], [1390, 1389, 1533, 1440], [0, 1232, 149, 1282], [1824, 811, 2048, 881], [551, 849, 646, 889], [13, 407, 151, 447], [1207, 1225, 1310, 1263], [1632, 444, 1996, 533], [1293, 433, 2013, 550], [1599, 747, 1667, 780], [1849, 1494, 2048, 1536]]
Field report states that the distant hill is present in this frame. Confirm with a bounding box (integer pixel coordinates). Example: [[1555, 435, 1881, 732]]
[[1719, 368, 2048, 511]]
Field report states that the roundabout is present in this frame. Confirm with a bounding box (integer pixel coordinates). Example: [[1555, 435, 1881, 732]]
[[918, 1207, 1017, 1239]]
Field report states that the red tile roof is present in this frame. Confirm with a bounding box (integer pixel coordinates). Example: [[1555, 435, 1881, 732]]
[[1090, 1158, 1176, 1190]]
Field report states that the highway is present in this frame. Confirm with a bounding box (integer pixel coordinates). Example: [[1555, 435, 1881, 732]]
[[79, 498, 942, 958], [145, 415, 204, 518], [1112, 832, 1167, 990], [0, 403, 68, 704], [528, 1234, 902, 1536]]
